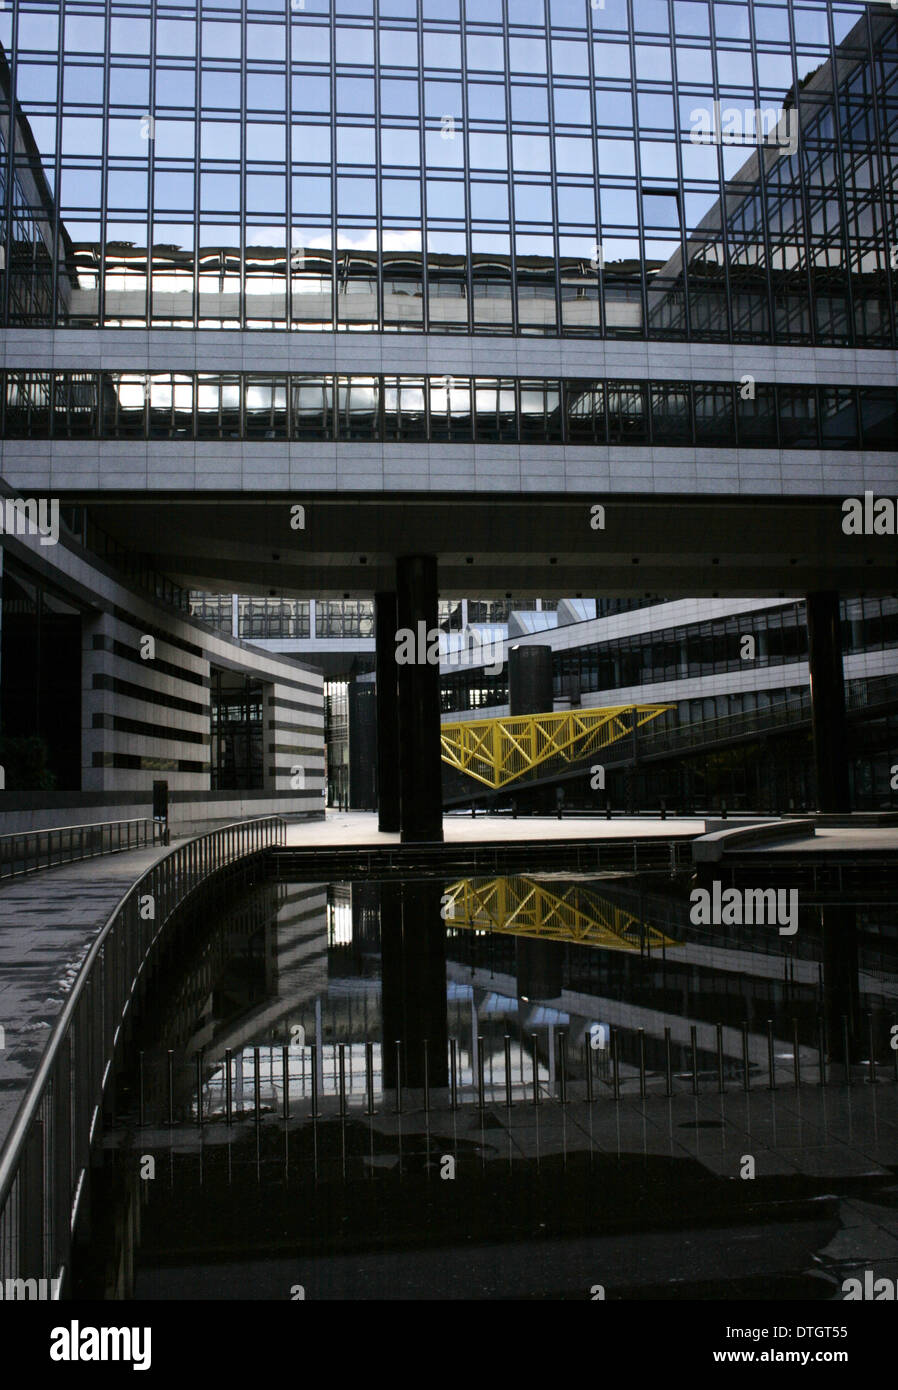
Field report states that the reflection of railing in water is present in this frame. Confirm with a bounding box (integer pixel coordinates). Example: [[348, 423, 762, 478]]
[[441, 876, 679, 953], [139, 1012, 898, 1132]]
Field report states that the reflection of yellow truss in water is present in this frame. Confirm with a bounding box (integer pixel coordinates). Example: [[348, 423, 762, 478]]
[[442, 876, 679, 953], [440, 705, 672, 789]]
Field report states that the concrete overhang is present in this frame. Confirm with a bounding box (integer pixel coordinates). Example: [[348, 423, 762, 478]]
[[35, 491, 898, 599]]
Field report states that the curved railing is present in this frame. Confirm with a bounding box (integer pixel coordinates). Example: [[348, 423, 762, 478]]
[[0, 815, 285, 1297]]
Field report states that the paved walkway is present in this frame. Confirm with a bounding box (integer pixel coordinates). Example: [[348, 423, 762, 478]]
[[285, 810, 708, 847], [742, 825, 898, 854], [0, 844, 169, 1148]]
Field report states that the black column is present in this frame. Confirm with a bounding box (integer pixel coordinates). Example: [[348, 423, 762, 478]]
[[380, 881, 448, 1090], [509, 644, 553, 812], [375, 591, 401, 832], [379, 880, 404, 1088], [400, 881, 449, 1088], [348, 679, 376, 809], [806, 591, 850, 814], [396, 555, 443, 843], [508, 644, 553, 715]]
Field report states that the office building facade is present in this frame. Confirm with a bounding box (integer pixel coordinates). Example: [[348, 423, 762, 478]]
[[0, 0, 895, 835]]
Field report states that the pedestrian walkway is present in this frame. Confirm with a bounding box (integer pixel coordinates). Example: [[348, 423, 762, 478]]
[[0, 843, 169, 1148], [284, 810, 709, 848]]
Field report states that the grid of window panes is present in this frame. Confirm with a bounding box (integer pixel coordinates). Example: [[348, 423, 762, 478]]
[[439, 596, 898, 711], [1, 0, 895, 343], [555, 596, 898, 692], [237, 595, 310, 638], [189, 589, 233, 632], [210, 669, 264, 789], [316, 599, 374, 637], [467, 597, 558, 623], [0, 119, 56, 324], [5, 368, 896, 447]]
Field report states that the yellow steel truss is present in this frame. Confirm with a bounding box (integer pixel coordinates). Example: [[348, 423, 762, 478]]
[[442, 875, 678, 952], [440, 704, 672, 789]]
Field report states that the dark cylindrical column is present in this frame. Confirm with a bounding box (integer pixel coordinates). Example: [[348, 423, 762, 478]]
[[508, 644, 553, 716], [379, 881, 448, 1090], [348, 679, 377, 810], [379, 881, 404, 1089], [375, 591, 401, 832], [509, 645, 554, 812], [806, 591, 850, 814], [516, 936, 563, 1002], [401, 881, 449, 1090], [396, 556, 443, 842]]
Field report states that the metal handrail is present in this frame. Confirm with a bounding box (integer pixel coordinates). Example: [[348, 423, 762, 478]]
[[636, 697, 812, 758], [0, 818, 158, 881], [0, 814, 286, 1295]]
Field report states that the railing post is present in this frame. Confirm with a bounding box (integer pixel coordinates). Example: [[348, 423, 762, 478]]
[[867, 1012, 877, 1085], [310, 1043, 320, 1118]]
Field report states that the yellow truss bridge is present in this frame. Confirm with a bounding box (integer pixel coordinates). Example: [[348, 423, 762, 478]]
[[442, 876, 679, 953], [440, 704, 672, 789]]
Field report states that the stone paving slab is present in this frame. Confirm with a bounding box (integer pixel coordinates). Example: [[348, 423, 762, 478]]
[[744, 826, 898, 854], [285, 810, 707, 847], [0, 845, 169, 1150]]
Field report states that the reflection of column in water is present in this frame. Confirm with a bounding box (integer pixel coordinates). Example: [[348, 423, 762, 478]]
[[380, 880, 448, 1088], [515, 936, 563, 1001], [380, 880, 403, 1089], [821, 903, 860, 1066]]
